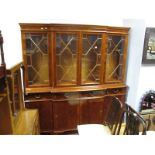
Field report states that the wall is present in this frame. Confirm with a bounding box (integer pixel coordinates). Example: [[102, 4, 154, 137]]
[[135, 20, 155, 110], [123, 20, 146, 110], [123, 19, 155, 111]]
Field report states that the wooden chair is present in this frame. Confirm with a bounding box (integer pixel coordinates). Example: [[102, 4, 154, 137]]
[[119, 104, 147, 135], [77, 96, 124, 135], [78, 97, 148, 135]]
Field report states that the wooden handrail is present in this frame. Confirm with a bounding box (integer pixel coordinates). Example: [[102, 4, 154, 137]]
[[0, 31, 5, 65]]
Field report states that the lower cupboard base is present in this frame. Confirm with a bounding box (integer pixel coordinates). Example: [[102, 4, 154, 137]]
[[25, 89, 127, 135]]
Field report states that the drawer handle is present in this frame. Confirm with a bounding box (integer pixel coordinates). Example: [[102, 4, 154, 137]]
[[112, 89, 120, 94], [35, 95, 41, 99], [40, 27, 48, 30]]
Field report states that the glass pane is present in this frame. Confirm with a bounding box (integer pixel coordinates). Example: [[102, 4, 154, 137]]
[[56, 33, 77, 86], [82, 34, 102, 84], [25, 33, 49, 85], [105, 35, 125, 82]]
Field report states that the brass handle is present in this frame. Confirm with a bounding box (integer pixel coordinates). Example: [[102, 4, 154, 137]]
[[40, 27, 48, 30], [112, 89, 119, 94]]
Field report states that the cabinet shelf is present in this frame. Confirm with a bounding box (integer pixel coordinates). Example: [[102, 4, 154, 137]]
[[25, 83, 127, 94]]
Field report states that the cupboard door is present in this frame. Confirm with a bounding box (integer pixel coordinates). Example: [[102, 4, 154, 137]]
[[105, 35, 126, 83], [80, 98, 103, 124], [25, 100, 53, 134], [81, 33, 102, 85], [24, 33, 50, 86], [53, 100, 78, 133], [55, 33, 78, 86]]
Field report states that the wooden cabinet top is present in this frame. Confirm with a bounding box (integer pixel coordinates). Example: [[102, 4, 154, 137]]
[[19, 23, 130, 34]]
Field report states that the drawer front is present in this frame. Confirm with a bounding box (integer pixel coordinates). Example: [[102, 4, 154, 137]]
[[106, 87, 127, 95], [25, 93, 52, 101]]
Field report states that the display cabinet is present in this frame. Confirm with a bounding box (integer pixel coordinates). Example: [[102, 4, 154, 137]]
[[6, 63, 40, 135], [0, 31, 40, 134], [7, 63, 24, 119], [20, 23, 129, 134]]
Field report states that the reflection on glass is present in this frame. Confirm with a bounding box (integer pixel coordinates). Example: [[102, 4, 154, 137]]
[[26, 33, 49, 85], [56, 33, 77, 86], [82, 34, 102, 84], [105, 35, 125, 82], [147, 33, 155, 59]]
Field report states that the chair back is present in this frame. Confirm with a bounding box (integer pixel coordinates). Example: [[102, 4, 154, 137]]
[[104, 96, 124, 135], [122, 104, 147, 135]]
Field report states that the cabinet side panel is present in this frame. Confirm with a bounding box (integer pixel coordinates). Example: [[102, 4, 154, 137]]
[[25, 100, 53, 134]]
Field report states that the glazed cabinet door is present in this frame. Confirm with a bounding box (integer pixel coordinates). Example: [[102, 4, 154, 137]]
[[53, 99, 79, 133], [25, 100, 53, 134], [81, 33, 103, 85], [80, 98, 104, 124], [55, 33, 78, 86], [23, 32, 50, 87], [105, 34, 128, 83]]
